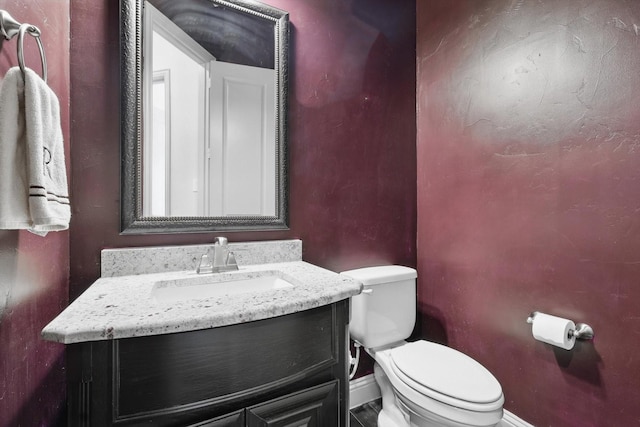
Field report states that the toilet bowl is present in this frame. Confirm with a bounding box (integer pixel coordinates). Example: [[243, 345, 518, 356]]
[[342, 266, 504, 427], [371, 341, 504, 427]]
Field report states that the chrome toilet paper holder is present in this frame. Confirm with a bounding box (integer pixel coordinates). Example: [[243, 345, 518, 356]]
[[527, 311, 594, 340]]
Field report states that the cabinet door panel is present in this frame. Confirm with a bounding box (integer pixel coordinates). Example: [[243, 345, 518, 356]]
[[246, 380, 339, 427], [188, 409, 244, 427], [114, 305, 336, 419]]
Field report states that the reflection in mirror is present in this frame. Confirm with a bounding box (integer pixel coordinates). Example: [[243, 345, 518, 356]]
[[121, 0, 289, 233]]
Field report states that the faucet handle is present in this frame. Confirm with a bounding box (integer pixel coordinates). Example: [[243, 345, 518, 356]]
[[226, 251, 238, 268], [196, 254, 213, 274]]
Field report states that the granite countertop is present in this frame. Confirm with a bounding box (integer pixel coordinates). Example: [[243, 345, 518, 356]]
[[42, 261, 362, 344]]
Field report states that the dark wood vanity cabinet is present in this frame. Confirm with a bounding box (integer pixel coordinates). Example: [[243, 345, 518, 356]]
[[66, 300, 349, 427]]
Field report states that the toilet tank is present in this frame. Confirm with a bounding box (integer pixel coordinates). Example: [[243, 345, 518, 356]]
[[341, 266, 417, 349]]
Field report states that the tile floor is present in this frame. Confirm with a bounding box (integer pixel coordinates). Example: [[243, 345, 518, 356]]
[[349, 399, 381, 427], [349, 401, 513, 427]]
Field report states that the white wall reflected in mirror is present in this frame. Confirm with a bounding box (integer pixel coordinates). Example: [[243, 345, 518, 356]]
[[148, 71, 170, 216]]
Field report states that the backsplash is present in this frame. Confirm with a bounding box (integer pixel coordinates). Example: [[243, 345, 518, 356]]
[[101, 239, 302, 277]]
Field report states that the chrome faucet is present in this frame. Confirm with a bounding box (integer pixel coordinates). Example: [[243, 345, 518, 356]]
[[196, 237, 239, 274]]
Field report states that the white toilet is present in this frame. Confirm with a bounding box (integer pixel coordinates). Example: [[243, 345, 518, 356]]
[[342, 266, 504, 427]]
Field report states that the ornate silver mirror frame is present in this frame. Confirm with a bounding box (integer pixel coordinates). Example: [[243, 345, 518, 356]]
[[120, 0, 289, 234]]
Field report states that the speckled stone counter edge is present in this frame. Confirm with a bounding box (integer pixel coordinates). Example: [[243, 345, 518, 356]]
[[101, 239, 302, 277], [42, 260, 362, 344], [43, 239, 364, 344]]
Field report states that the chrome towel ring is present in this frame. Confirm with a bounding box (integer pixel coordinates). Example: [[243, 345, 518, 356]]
[[0, 10, 47, 83], [17, 23, 47, 83]]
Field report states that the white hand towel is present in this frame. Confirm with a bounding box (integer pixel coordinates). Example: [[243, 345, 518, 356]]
[[0, 67, 70, 235], [24, 67, 70, 234], [0, 68, 29, 230]]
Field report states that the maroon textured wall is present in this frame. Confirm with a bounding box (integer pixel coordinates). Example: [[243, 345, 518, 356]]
[[0, 1, 70, 426], [70, 0, 416, 298], [417, 0, 640, 425]]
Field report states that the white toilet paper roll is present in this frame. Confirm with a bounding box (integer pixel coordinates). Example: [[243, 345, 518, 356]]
[[531, 313, 576, 350]]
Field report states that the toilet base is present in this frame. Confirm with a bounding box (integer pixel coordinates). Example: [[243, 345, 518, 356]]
[[397, 393, 484, 427], [375, 363, 409, 427]]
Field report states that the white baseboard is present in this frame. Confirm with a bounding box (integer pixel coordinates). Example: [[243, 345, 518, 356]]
[[349, 374, 533, 427], [501, 409, 535, 427], [349, 374, 381, 409]]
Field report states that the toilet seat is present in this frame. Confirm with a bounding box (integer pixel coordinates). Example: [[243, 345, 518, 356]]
[[389, 341, 503, 412]]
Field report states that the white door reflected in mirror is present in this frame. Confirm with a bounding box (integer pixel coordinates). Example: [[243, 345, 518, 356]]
[[209, 61, 276, 217]]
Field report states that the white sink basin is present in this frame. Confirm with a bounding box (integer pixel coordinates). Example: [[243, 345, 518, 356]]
[[152, 273, 295, 302]]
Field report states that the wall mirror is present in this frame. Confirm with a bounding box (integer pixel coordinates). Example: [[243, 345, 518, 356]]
[[120, 0, 289, 233]]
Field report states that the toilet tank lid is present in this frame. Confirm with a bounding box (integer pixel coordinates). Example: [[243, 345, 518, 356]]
[[340, 265, 417, 286]]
